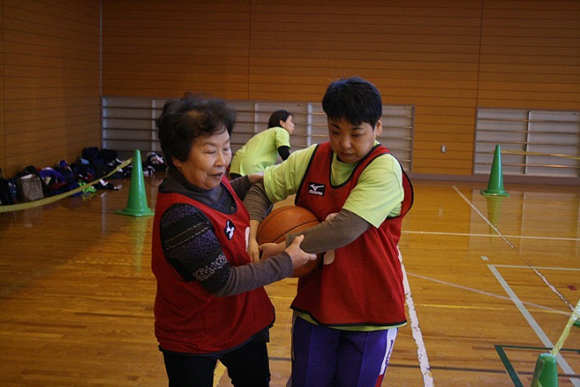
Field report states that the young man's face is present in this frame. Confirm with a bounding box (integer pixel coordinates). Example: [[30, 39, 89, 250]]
[[327, 117, 383, 164]]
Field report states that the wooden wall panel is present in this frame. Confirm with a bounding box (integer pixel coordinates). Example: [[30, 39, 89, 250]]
[[1, 0, 101, 177], [0, 0, 5, 172], [101, 0, 579, 177], [102, 1, 251, 99], [478, 0, 580, 111], [1, 0, 577, 181], [245, 1, 483, 175]]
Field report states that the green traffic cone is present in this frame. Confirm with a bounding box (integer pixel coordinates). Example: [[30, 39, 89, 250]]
[[115, 150, 155, 217], [481, 145, 509, 197], [530, 353, 558, 387]]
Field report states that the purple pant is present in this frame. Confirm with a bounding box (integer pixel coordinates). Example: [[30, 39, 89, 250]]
[[290, 317, 398, 387]]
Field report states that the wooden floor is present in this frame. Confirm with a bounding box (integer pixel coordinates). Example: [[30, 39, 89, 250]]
[[0, 175, 579, 386]]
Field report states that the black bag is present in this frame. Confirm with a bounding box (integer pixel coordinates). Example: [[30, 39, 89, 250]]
[[82, 147, 100, 162], [0, 168, 16, 205]]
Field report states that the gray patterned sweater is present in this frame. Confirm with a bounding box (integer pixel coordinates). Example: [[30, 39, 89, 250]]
[[159, 168, 293, 297]]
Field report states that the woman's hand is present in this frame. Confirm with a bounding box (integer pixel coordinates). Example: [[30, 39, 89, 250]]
[[258, 235, 316, 272], [282, 235, 317, 269]]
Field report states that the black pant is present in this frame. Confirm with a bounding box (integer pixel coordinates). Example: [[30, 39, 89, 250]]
[[163, 340, 270, 387]]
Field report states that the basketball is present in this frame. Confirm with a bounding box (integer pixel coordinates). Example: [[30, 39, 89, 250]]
[[257, 206, 322, 277]]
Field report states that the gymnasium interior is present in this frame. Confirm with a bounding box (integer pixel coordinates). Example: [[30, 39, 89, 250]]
[[1, 1, 579, 385]]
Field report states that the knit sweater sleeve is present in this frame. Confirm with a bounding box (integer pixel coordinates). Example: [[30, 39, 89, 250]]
[[160, 203, 292, 296]]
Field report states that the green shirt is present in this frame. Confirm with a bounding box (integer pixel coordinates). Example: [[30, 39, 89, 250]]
[[230, 127, 291, 176], [264, 142, 404, 227], [264, 142, 406, 331]]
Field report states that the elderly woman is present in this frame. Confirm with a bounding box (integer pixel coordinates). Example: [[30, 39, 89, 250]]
[[152, 94, 314, 387]]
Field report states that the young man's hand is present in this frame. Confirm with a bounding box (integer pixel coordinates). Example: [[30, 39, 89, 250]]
[[259, 241, 285, 261], [246, 173, 264, 185], [247, 238, 261, 263], [247, 219, 261, 262]]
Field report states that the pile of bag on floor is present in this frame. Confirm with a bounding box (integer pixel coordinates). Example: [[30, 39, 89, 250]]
[[0, 148, 165, 205]]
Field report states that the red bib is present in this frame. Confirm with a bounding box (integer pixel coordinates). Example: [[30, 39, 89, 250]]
[[292, 142, 413, 326], [152, 177, 275, 353]]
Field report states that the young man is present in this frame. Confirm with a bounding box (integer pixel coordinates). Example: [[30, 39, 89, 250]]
[[245, 77, 414, 386]]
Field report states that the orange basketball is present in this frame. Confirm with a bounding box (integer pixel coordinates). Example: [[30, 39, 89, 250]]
[[257, 206, 322, 277]]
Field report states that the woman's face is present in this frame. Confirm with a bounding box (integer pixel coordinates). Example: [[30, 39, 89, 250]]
[[281, 115, 295, 134], [172, 128, 232, 190]]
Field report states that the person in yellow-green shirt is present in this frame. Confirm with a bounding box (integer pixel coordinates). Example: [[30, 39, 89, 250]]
[[244, 77, 414, 386], [229, 110, 295, 179]]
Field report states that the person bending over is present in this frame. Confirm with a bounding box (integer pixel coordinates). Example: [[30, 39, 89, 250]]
[[229, 109, 295, 179]]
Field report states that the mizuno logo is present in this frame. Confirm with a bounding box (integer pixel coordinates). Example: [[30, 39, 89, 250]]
[[308, 182, 325, 196]]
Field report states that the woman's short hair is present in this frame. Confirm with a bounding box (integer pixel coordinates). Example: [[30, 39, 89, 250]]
[[156, 93, 236, 168]]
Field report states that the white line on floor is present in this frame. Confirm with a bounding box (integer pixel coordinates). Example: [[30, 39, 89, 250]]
[[399, 248, 433, 386], [488, 264, 579, 386], [406, 272, 569, 315], [532, 267, 576, 311], [403, 230, 580, 242]]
